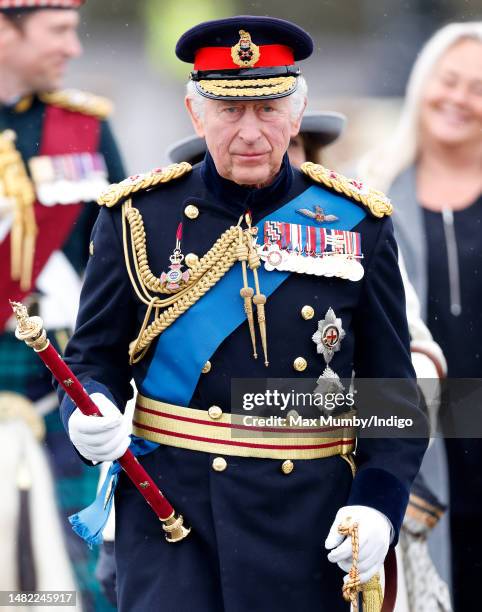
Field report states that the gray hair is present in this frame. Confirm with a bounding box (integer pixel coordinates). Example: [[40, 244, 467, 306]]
[[186, 75, 308, 121], [358, 22, 482, 192]]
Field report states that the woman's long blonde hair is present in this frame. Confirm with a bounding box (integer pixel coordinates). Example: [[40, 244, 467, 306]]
[[357, 22, 482, 192]]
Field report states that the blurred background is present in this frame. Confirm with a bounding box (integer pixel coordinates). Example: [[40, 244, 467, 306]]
[[68, 0, 482, 172]]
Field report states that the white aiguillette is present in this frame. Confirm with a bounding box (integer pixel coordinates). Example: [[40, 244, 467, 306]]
[[29, 152, 109, 206], [257, 220, 364, 281]]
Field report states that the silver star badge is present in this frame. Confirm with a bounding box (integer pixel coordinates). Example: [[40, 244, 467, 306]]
[[311, 307, 345, 364]]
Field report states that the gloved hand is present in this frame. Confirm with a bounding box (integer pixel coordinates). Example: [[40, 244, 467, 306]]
[[68, 393, 131, 462], [325, 505, 392, 583]]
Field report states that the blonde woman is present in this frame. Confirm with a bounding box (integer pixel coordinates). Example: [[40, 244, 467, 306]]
[[359, 22, 482, 611]]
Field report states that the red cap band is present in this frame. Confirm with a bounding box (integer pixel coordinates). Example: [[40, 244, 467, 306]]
[[194, 44, 294, 71]]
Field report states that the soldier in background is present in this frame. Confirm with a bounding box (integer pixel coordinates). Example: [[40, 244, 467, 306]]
[[0, 2, 125, 609]]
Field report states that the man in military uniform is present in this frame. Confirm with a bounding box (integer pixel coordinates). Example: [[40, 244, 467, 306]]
[[0, 1, 125, 609], [60, 16, 427, 611]]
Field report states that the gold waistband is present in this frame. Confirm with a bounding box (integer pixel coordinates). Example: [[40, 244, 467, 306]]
[[133, 393, 356, 460]]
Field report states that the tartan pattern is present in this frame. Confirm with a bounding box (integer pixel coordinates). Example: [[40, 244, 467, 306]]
[[0, 336, 115, 611], [0, 333, 46, 396], [1, 93, 126, 611]]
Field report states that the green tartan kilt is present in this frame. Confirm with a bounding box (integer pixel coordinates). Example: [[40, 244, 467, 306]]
[[0, 332, 115, 612]]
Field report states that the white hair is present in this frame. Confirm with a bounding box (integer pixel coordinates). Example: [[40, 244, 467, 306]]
[[357, 22, 482, 192], [186, 74, 308, 122]]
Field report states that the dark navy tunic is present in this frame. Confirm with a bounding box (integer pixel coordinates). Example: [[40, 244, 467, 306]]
[[59, 153, 427, 612]]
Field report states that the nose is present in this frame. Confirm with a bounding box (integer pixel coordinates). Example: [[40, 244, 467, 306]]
[[65, 31, 83, 59], [237, 108, 263, 144], [448, 83, 468, 106]]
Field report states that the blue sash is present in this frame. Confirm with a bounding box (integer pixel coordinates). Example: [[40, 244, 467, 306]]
[[140, 185, 366, 405]]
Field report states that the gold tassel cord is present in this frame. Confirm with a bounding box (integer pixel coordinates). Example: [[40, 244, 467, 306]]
[[125, 203, 241, 298], [122, 203, 270, 366], [237, 225, 257, 359], [129, 239, 241, 362], [338, 518, 384, 612], [245, 215, 268, 366], [0, 130, 37, 290], [339, 518, 361, 610]]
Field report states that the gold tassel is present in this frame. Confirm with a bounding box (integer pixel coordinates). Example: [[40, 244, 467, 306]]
[[361, 574, 384, 612], [236, 226, 257, 359], [245, 213, 268, 366], [248, 247, 269, 366]]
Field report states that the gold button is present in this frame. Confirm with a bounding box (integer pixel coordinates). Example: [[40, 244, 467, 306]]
[[281, 460, 294, 475], [202, 360, 212, 374], [301, 305, 314, 320], [185, 252, 199, 268], [208, 405, 223, 420], [89, 241, 94, 256], [293, 357, 307, 372], [184, 204, 199, 220], [212, 457, 227, 472]]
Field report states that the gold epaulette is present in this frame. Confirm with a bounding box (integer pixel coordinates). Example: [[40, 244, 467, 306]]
[[300, 161, 393, 218], [39, 89, 113, 120], [97, 162, 193, 207]]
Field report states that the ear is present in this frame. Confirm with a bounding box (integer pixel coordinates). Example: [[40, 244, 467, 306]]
[[0, 14, 22, 55], [185, 96, 205, 138], [290, 97, 307, 138]]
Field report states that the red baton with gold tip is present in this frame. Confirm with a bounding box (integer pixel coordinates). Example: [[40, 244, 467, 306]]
[[10, 300, 190, 543]]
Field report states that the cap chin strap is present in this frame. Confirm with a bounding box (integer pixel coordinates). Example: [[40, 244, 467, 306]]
[[190, 65, 301, 81]]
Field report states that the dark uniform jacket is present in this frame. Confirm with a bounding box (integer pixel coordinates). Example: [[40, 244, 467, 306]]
[[59, 152, 427, 612]]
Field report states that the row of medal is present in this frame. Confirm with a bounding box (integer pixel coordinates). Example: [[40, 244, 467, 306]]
[[258, 221, 365, 282], [28, 152, 109, 206]]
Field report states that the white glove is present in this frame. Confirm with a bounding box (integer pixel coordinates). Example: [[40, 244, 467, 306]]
[[68, 393, 131, 462], [325, 505, 392, 583]]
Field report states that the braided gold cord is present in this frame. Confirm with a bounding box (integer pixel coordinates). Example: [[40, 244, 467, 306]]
[[201, 76, 292, 88], [98, 162, 192, 208], [126, 205, 241, 297], [337, 518, 384, 612], [122, 202, 266, 364], [129, 238, 245, 362], [237, 225, 257, 359], [300, 162, 393, 218], [339, 519, 361, 610], [198, 77, 296, 98]]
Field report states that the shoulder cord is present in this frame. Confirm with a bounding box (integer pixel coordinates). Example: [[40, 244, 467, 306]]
[[300, 162, 393, 219]]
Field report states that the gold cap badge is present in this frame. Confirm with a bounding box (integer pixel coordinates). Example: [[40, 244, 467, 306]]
[[231, 30, 261, 68]]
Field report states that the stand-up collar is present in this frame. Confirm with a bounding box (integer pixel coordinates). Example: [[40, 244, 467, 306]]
[[200, 150, 293, 218]]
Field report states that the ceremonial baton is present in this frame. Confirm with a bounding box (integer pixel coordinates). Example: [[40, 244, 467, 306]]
[[10, 300, 190, 543]]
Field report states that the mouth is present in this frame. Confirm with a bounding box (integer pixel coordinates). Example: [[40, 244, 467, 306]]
[[434, 103, 473, 126], [232, 152, 270, 162]]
